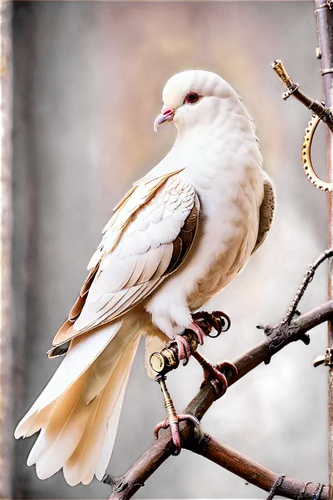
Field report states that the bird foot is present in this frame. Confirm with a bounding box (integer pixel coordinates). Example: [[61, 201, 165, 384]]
[[193, 351, 238, 396], [167, 321, 205, 364], [167, 334, 193, 366], [154, 413, 200, 455], [191, 310, 231, 338], [154, 375, 199, 455], [187, 322, 205, 345]]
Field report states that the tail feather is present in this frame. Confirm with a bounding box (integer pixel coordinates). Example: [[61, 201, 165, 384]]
[[15, 315, 142, 485], [64, 334, 141, 485], [95, 334, 141, 481], [20, 403, 56, 439], [63, 397, 104, 486], [95, 383, 125, 481], [27, 367, 93, 479], [82, 320, 142, 404], [14, 320, 124, 440]]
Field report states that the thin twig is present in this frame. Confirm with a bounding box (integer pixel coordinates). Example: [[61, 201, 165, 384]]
[[283, 247, 333, 324]]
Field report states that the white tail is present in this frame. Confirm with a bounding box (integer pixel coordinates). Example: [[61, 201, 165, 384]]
[[15, 316, 141, 485]]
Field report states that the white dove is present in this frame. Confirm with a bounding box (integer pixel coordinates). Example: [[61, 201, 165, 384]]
[[14, 69, 275, 486]]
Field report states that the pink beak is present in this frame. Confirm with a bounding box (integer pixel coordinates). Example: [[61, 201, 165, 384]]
[[154, 107, 175, 132]]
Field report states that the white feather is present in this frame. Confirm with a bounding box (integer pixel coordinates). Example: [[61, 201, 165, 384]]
[[63, 333, 141, 485], [25, 320, 141, 483], [15, 320, 123, 438]]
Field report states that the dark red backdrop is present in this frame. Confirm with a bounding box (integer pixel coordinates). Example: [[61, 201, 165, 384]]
[[10, 2, 329, 498]]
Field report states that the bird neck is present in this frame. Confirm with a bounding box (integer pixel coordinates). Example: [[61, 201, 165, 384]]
[[168, 98, 262, 190], [174, 118, 256, 160], [174, 95, 256, 151]]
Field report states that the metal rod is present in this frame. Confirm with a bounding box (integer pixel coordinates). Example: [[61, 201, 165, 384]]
[[314, 1, 333, 497], [271, 58, 333, 132]]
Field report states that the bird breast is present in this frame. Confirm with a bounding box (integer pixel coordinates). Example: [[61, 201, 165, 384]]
[[145, 151, 264, 333], [186, 161, 263, 309]]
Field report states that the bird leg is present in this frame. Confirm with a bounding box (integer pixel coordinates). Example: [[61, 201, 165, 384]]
[[167, 321, 205, 363], [197, 351, 238, 397], [186, 322, 205, 345], [153, 375, 199, 455], [168, 334, 193, 365]]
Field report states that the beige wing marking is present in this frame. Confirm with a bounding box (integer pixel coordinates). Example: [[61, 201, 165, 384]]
[[88, 168, 185, 270], [252, 174, 275, 254], [51, 174, 199, 352], [165, 203, 199, 275]]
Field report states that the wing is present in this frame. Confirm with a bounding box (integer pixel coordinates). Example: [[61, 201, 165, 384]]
[[50, 173, 200, 352], [252, 173, 275, 254]]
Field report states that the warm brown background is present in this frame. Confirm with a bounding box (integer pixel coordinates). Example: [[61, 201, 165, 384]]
[[11, 1, 329, 498]]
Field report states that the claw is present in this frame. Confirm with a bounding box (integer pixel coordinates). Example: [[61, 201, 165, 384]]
[[154, 419, 169, 439], [167, 322, 205, 364], [187, 322, 205, 345], [168, 334, 192, 365], [154, 413, 200, 455], [155, 375, 200, 454], [193, 351, 238, 396]]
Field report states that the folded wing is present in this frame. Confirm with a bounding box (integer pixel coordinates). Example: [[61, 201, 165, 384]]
[[51, 172, 200, 350]]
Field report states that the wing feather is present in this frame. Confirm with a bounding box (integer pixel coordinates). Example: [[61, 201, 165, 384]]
[[51, 173, 200, 349], [252, 173, 275, 254]]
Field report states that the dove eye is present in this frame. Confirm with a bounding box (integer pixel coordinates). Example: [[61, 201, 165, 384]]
[[184, 92, 200, 104]]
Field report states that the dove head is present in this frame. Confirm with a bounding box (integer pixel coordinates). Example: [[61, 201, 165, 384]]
[[154, 70, 235, 132]]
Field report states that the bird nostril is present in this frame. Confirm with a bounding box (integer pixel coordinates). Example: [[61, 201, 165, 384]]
[[162, 109, 173, 116]]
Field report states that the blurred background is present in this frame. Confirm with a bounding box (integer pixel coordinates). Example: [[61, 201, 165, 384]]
[[10, 1, 330, 498]]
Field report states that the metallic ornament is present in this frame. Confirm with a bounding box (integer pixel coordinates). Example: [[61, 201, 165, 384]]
[[302, 114, 333, 192], [314, 347, 333, 367]]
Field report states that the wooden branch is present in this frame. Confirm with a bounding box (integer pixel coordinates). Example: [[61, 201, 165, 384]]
[[175, 302, 333, 417], [189, 432, 329, 500], [105, 300, 333, 499], [149, 251, 333, 377], [149, 300, 333, 380], [283, 248, 333, 324]]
